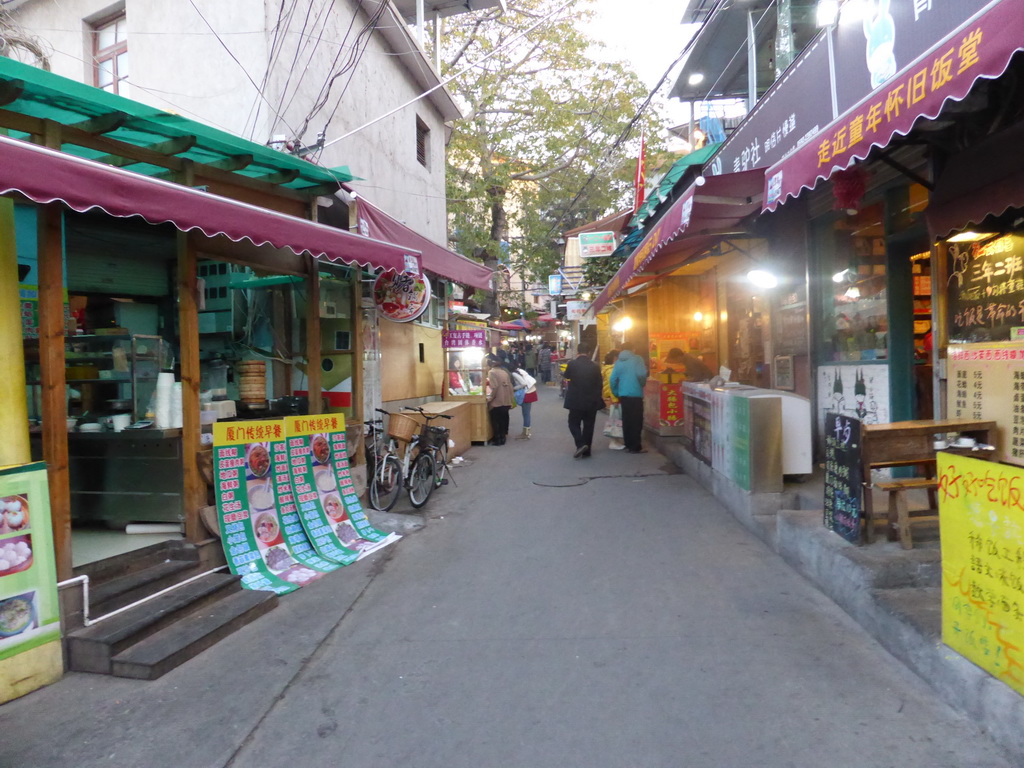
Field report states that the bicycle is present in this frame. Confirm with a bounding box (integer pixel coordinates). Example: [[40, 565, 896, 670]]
[[401, 406, 455, 490], [365, 408, 435, 511]]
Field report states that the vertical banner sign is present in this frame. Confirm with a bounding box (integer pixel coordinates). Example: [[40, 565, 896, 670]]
[[213, 421, 299, 595], [940, 453, 1024, 696], [285, 415, 398, 561], [824, 412, 863, 543], [0, 463, 62, 702]]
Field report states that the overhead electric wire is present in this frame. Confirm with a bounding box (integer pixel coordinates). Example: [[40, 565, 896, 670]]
[[321, 0, 577, 149], [245, 0, 292, 139], [265, 0, 326, 141], [187, 0, 301, 140]]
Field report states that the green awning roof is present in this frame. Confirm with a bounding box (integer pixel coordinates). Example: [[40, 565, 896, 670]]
[[630, 141, 722, 227], [0, 56, 355, 192]]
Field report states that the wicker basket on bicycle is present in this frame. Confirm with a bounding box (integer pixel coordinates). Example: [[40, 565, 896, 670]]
[[386, 412, 420, 443], [419, 423, 450, 450]]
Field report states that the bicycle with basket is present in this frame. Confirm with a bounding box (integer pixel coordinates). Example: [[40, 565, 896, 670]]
[[364, 407, 452, 512]]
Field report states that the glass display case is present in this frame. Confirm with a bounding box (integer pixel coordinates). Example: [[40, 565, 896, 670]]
[[63, 334, 172, 421], [445, 347, 486, 397]]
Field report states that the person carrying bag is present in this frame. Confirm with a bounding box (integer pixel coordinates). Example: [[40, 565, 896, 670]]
[[512, 367, 538, 439]]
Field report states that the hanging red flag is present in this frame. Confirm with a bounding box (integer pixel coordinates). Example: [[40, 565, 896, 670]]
[[632, 128, 646, 215]]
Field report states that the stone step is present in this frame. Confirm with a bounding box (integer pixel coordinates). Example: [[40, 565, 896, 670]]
[[89, 559, 200, 616], [67, 572, 241, 675], [110, 589, 279, 680]]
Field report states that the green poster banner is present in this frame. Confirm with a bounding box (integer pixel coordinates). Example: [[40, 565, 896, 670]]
[[213, 420, 338, 594], [285, 415, 398, 559], [0, 462, 60, 662]]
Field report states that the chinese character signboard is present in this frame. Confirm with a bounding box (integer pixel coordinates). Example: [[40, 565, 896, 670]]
[[565, 301, 587, 321], [766, 1, 1023, 210], [284, 415, 397, 561], [548, 273, 563, 296], [442, 329, 487, 349], [940, 452, 1024, 696], [823, 412, 862, 544], [0, 463, 62, 703], [947, 341, 1024, 467], [948, 235, 1024, 343], [578, 231, 616, 258]]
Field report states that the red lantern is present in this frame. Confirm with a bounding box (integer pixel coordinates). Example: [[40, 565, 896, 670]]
[[832, 166, 868, 213]]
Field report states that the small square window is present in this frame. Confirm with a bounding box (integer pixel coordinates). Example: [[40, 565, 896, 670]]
[[416, 117, 429, 168]]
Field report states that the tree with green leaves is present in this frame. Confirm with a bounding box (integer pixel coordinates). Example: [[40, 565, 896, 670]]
[[437, 0, 660, 314]]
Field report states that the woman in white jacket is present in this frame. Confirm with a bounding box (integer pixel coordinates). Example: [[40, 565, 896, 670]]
[[511, 367, 539, 439]]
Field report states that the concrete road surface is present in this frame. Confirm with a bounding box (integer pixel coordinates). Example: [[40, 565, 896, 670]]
[[1, 386, 1014, 768]]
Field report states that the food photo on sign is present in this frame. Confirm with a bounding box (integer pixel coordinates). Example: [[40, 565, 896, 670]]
[[373, 270, 432, 322]]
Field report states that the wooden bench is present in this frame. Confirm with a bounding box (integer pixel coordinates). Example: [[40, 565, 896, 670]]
[[873, 477, 939, 549]]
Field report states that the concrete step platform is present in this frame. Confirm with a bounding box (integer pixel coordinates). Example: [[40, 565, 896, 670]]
[[110, 589, 279, 680], [90, 559, 200, 615], [67, 572, 242, 675]]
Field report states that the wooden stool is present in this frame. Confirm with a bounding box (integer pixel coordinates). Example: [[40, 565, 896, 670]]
[[874, 478, 939, 549]]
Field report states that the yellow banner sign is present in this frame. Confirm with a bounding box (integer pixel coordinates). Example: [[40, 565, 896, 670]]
[[939, 452, 1024, 695], [283, 414, 346, 437], [213, 419, 284, 446]]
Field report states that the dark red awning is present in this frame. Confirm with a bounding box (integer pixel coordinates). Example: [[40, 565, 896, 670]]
[[591, 170, 763, 314], [354, 196, 493, 290], [764, 1, 1024, 211], [0, 134, 420, 274]]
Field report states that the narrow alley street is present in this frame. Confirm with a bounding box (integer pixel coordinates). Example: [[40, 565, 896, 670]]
[[1, 387, 1014, 768]]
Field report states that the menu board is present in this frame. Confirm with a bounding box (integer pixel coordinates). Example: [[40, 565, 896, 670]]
[[213, 421, 333, 595], [940, 453, 1024, 696], [284, 415, 396, 561], [823, 412, 862, 544], [947, 342, 1024, 467], [948, 235, 1024, 343], [0, 463, 62, 698]]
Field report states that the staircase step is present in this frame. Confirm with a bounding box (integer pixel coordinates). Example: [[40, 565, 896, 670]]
[[68, 573, 241, 675], [90, 559, 199, 615], [110, 589, 278, 680]]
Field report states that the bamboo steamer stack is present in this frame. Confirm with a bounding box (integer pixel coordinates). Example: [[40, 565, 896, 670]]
[[237, 360, 267, 405]]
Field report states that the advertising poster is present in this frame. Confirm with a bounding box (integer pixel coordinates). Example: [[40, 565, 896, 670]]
[[0, 463, 61, 669], [939, 453, 1024, 696], [823, 412, 862, 544], [285, 415, 398, 561], [947, 342, 1024, 467], [213, 421, 304, 595]]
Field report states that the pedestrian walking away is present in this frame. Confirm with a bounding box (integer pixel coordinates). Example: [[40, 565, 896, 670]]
[[485, 355, 514, 445], [524, 343, 538, 377], [511, 365, 538, 439], [562, 343, 605, 458], [538, 343, 553, 385], [610, 341, 648, 453], [601, 349, 625, 450]]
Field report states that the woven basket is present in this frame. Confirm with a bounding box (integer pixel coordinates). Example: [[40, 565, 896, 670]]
[[387, 412, 419, 442]]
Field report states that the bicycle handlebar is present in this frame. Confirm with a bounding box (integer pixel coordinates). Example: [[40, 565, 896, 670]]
[[402, 406, 452, 421]]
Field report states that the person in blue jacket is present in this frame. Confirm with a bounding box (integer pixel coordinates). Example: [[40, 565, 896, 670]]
[[610, 341, 648, 453]]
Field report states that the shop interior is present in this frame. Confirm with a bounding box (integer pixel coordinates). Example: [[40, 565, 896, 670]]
[[19, 206, 344, 567]]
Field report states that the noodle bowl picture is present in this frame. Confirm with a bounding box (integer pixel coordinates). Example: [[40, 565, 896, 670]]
[[254, 513, 280, 544], [247, 444, 271, 478], [311, 434, 331, 464], [324, 494, 345, 522]]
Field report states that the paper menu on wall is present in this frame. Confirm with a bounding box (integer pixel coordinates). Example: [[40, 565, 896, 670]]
[[947, 342, 1024, 467]]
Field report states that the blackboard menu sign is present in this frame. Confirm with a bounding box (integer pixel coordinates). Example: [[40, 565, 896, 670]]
[[824, 412, 862, 544], [948, 235, 1024, 343]]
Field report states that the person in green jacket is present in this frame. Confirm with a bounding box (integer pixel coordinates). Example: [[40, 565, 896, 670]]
[[610, 342, 648, 453]]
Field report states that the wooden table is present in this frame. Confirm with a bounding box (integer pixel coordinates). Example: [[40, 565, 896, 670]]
[[860, 418, 998, 543]]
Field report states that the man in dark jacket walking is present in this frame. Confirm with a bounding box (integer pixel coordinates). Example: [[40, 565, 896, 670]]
[[562, 343, 605, 458]]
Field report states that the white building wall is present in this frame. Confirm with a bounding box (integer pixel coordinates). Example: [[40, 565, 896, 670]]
[[11, 0, 448, 242]]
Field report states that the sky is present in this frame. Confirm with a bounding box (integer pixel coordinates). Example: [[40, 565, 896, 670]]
[[583, 0, 698, 130]]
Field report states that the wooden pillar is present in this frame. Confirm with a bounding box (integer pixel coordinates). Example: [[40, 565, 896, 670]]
[[177, 231, 204, 541], [352, 274, 363, 424], [0, 197, 30, 467], [38, 205, 72, 581], [306, 256, 322, 415]]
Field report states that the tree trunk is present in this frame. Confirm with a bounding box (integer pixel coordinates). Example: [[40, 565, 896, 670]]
[[477, 185, 508, 317]]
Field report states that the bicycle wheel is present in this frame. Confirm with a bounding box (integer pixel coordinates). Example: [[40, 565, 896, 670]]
[[432, 442, 449, 489], [407, 452, 435, 508], [369, 454, 402, 512]]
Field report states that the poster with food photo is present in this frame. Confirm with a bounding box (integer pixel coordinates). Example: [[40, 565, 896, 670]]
[[266, 437, 349, 578], [212, 422, 298, 595], [0, 463, 60, 664], [284, 415, 398, 561]]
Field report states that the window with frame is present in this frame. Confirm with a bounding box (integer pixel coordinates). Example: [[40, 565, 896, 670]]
[[415, 117, 429, 168], [93, 14, 128, 96]]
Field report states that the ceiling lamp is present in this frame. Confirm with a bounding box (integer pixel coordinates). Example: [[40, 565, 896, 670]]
[[747, 269, 779, 289], [816, 0, 839, 26], [947, 231, 989, 243], [688, 72, 705, 86]]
